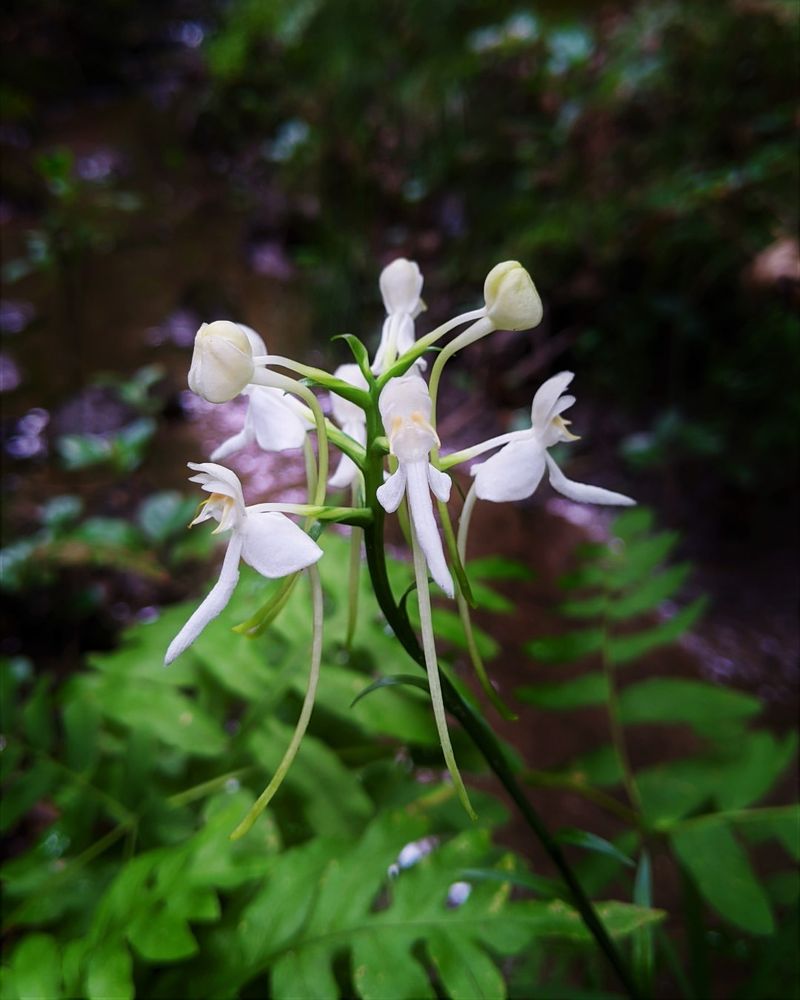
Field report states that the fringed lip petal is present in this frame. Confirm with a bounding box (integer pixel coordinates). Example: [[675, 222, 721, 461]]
[[241, 512, 323, 578], [164, 533, 243, 665], [472, 439, 546, 502], [545, 454, 636, 506], [531, 371, 574, 432]]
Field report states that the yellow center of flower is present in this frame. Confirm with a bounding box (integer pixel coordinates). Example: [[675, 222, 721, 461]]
[[190, 493, 238, 533], [551, 416, 580, 442]]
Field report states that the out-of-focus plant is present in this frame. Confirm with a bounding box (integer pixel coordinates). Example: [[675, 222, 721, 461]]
[[198, 0, 798, 496], [516, 507, 799, 999], [54, 366, 164, 473], [2, 148, 142, 287], [0, 490, 210, 595], [0, 533, 665, 1000]]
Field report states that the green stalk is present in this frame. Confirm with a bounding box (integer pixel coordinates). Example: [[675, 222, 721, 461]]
[[346, 483, 362, 649], [600, 584, 642, 814], [361, 378, 640, 999], [455, 483, 517, 719], [230, 564, 325, 840]]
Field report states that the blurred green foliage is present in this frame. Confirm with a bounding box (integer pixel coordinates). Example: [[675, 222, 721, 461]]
[[197, 0, 798, 493], [2, 0, 796, 493], [517, 508, 799, 997], [1, 534, 667, 999], [2, 518, 797, 997]]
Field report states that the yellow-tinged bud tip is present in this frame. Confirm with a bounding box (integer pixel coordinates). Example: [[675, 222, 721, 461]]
[[188, 320, 255, 403], [483, 261, 543, 331]]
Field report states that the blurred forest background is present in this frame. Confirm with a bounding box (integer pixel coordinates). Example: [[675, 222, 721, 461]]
[[0, 1, 798, 998]]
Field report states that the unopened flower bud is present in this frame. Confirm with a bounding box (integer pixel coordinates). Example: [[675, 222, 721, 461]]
[[483, 261, 542, 331], [188, 321, 254, 403], [379, 258, 424, 314]]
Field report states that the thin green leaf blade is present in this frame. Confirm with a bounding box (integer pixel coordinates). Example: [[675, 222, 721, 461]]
[[516, 673, 609, 709], [671, 820, 774, 935]]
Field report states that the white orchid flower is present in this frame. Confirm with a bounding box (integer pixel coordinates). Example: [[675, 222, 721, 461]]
[[456, 372, 635, 506], [198, 324, 311, 460], [328, 363, 369, 489], [376, 374, 453, 597], [165, 462, 323, 664], [371, 258, 426, 374], [482, 260, 543, 332], [188, 320, 256, 403]]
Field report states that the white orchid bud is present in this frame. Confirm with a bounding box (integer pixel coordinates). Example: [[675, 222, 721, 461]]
[[188, 321, 255, 403], [379, 258, 424, 315], [483, 261, 543, 331]]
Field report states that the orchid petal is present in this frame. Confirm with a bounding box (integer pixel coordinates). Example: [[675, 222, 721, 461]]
[[210, 428, 252, 462], [237, 323, 268, 358], [379, 258, 423, 314], [371, 314, 405, 374], [165, 533, 243, 664], [531, 371, 574, 432], [376, 467, 407, 513], [331, 365, 369, 427], [551, 394, 576, 418], [427, 464, 452, 502], [395, 314, 416, 356], [187, 462, 245, 508], [405, 460, 453, 597], [248, 386, 309, 451], [545, 454, 636, 506], [472, 439, 546, 502], [241, 512, 323, 577], [328, 451, 359, 489]]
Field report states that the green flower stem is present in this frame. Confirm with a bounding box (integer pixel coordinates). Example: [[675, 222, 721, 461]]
[[410, 521, 477, 819], [247, 503, 372, 528], [253, 354, 372, 409], [290, 398, 367, 467], [427, 316, 495, 418], [346, 483, 362, 649], [234, 572, 299, 636], [436, 496, 475, 606], [601, 585, 642, 815], [439, 430, 521, 471], [167, 767, 255, 808], [453, 484, 516, 719], [521, 768, 639, 826], [376, 311, 488, 389], [230, 564, 324, 840], [303, 436, 318, 502], [361, 403, 640, 998]]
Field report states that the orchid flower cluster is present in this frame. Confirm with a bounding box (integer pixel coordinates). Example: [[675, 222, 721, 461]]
[[167, 258, 634, 836]]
